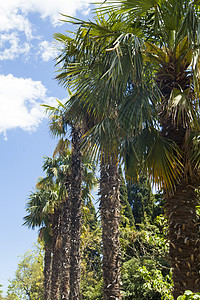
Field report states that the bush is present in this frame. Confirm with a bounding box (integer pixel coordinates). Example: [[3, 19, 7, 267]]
[[177, 290, 200, 300], [121, 258, 173, 299]]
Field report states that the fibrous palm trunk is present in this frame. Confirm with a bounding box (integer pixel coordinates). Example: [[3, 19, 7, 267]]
[[166, 185, 200, 299], [44, 246, 52, 300], [50, 209, 62, 300], [100, 154, 121, 300], [157, 52, 200, 297], [162, 121, 200, 298], [60, 195, 71, 300], [69, 126, 82, 300]]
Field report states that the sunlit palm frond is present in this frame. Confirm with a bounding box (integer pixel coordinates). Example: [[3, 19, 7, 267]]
[[122, 128, 183, 189], [53, 138, 71, 158], [97, 0, 161, 18], [144, 133, 183, 190], [23, 188, 55, 229]]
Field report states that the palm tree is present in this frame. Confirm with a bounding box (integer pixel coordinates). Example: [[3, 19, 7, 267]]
[[97, 2, 200, 297], [53, 2, 200, 297], [24, 151, 72, 300], [41, 152, 71, 300], [24, 187, 58, 300], [45, 103, 84, 299]]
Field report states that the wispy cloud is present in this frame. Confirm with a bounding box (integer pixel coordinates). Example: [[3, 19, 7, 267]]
[[0, 74, 61, 139], [38, 41, 58, 62]]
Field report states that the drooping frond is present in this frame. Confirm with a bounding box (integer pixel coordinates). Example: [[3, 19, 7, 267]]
[[42, 101, 70, 136], [81, 116, 120, 161], [143, 132, 183, 190], [123, 128, 183, 190]]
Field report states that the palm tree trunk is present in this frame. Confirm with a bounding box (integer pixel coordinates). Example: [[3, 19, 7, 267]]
[[69, 126, 82, 300], [100, 154, 121, 300], [60, 196, 71, 300], [44, 246, 52, 300], [50, 209, 62, 300], [161, 116, 200, 297], [166, 184, 200, 299]]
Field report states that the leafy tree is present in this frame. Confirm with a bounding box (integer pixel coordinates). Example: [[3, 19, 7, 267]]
[[120, 216, 172, 299], [79, 205, 173, 299], [6, 245, 43, 300], [177, 290, 200, 299], [0, 285, 4, 300], [119, 166, 135, 227], [122, 260, 172, 300], [80, 204, 102, 300], [127, 173, 156, 225]]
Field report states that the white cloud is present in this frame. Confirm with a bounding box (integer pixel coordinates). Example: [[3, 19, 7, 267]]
[[0, 32, 30, 60], [39, 41, 58, 62], [0, 0, 97, 61], [0, 7, 33, 39], [21, 0, 91, 26], [0, 74, 60, 139], [0, 0, 93, 31]]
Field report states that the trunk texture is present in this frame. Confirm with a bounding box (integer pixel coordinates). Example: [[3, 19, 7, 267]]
[[60, 196, 71, 300], [44, 246, 52, 300], [69, 126, 82, 300], [100, 155, 121, 300], [160, 88, 200, 297], [166, 184, 200, 299], [50, 209, 62, 300]]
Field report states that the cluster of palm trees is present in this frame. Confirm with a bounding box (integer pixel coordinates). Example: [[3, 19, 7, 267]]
[[52, 0, 200, 299], [24, 137, 97, 299], [26, 0, 200, 299]]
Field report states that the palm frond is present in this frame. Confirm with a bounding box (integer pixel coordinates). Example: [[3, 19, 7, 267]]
[[144, 133, 183, 190]]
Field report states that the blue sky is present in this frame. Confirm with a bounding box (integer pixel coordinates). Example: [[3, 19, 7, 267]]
[[0, 0, 96, 295]]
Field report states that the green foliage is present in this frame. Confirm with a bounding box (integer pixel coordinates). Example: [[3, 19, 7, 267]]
[[0, 285, 4, 300], [80, 201, 102, 299], [81, 219, 102, 277], [122, 259, 172, 299], [177, 291, 200, 300], [6, 244, 44, 300], [119, 166, 135, 227], [80, 276, 103, 300], [80, 183, 173, 300], [120, 216, 172, 299], [127, 173, 156, 225], [120, 219, 169, 267]]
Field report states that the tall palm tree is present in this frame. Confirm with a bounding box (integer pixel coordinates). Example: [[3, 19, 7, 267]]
[[53, 26, 124, 296], [41, 152, 71, 300], [24, 151, 72, 300], [52, 138, 97, 300], [45, 103, 84, 299], [53, 2, 200, 297], [97, 1, 200, 297], [24, 187, 58, 300]]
